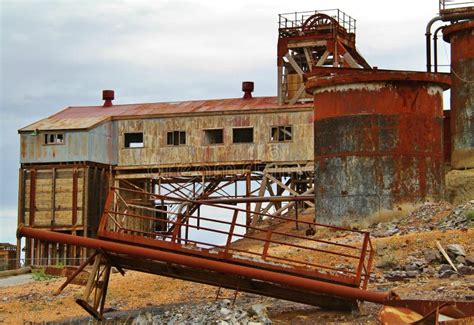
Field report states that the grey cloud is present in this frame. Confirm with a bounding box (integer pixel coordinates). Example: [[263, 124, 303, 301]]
[[0, 0, 448, 223]]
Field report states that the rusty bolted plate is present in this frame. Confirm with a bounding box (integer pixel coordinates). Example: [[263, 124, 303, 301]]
[[379, 300, 474, 324]]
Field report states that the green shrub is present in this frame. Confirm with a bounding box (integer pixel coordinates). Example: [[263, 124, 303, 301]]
[[378, 250, 399, 269], [466, 210, 474, 221], [31, 268, 59, 281]]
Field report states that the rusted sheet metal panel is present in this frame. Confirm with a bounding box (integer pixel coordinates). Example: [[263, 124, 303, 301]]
[[306, 70, 451, 224], [20, 122, 116, 164], [443, 21, 474, 169], [379, 299, 474, 324], [18, 97, 312, 132], [88, 122, 117, 165], [117, 111, 314, 166], [20, 131, 88, 163]]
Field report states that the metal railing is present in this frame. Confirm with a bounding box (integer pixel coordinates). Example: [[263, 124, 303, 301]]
[[98, 186, 374, 289], [278, 9, 356, 34], [439, 0, 474, 12]]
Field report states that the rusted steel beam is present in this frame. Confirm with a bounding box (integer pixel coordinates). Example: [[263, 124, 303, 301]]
[[355, 233, 369, 284], [245, 172, 251, 228], [18, 225, 394, 304], [72, 169, 78, 226], [55, 251, 98, 295], [224, 211, 238, 256], [198, 195, 315, 204], [262, 231, 273, 260], [112, 254, 356, 311]]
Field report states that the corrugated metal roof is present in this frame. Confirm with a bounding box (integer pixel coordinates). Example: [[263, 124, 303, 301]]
[[19, 97, 313, 132]]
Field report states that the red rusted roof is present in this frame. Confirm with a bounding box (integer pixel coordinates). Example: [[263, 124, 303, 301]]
[[19, 96, 313, 132]]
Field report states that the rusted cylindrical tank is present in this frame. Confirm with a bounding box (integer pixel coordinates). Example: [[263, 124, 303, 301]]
[[443, 21, 474, 169], [443, 110, 452, 164], [305, 70, 451, 224]]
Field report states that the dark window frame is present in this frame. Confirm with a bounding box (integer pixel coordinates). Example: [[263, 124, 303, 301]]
[[232, 127, 254, 144], [44, 133, 65, 145], [270, 125, 293, 142], [203, 128, 224, 145], [166, 130, 186, 146], [124, 132, 144, 148]]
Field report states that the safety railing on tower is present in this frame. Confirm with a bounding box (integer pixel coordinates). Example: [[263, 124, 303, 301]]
[[278, 9, 356, 35], [439, 0, 474, 14], [97, 186, 374, 289]]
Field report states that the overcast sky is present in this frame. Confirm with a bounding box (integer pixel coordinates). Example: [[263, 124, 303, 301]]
[[0, 0, 451, 243]]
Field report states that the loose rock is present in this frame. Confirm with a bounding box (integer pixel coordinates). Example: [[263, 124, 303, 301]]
[[447, 244, 466, 257]]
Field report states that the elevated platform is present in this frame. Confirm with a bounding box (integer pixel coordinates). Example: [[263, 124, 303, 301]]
[[439, 0, 474, 16]]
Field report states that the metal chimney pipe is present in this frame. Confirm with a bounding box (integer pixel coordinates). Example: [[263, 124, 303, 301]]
[[242, 81, 254, 99], [102, 90, 115, 107]]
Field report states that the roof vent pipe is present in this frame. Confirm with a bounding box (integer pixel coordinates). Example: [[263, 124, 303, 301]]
[[102, 90, 115, 107], [242, 81, 254, 99]]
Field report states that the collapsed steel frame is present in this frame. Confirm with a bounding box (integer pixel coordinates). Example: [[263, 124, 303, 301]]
[[17, 186, 474, 322], [18, 183, 381, 320]]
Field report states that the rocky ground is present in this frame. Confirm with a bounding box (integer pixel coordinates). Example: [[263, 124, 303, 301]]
[[0, 200, 473, 324]]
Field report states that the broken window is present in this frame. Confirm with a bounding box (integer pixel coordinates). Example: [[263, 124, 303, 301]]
[[232, 127, 253, 143], [44, 133, 65, 145], [167, 131, 186, 146], [124, 132, 144, 148], [270, 126, 293, 142], [203, 129, 224, 145]]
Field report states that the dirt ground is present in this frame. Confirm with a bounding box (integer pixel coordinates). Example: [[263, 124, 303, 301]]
[[0, 206, 473, 324]]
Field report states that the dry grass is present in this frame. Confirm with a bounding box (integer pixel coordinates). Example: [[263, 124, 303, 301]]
[[343, 203, 421, 229]]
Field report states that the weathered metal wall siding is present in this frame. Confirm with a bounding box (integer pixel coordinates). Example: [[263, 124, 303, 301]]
[[444, 22, 474, 169], [116, 111, 313, 167], [20, 131, 89, 163], [23, 168, 85, 227], [312, 82, 445, 224], [87, 122, 117, 165], [20, 122, 115, 164]]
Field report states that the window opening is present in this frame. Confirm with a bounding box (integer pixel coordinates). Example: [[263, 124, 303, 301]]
[[203, 129, 224, 145], [167, 131, 186, 146], [233, 127, 253, 143], [271, 126, 293, 142], [44, 133, 65, 145], [124, 132, 144, 148]]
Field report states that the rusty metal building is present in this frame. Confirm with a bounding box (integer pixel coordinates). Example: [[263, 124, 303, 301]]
[[17, 93, 317, 265], [17, 9, 369, 266]]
